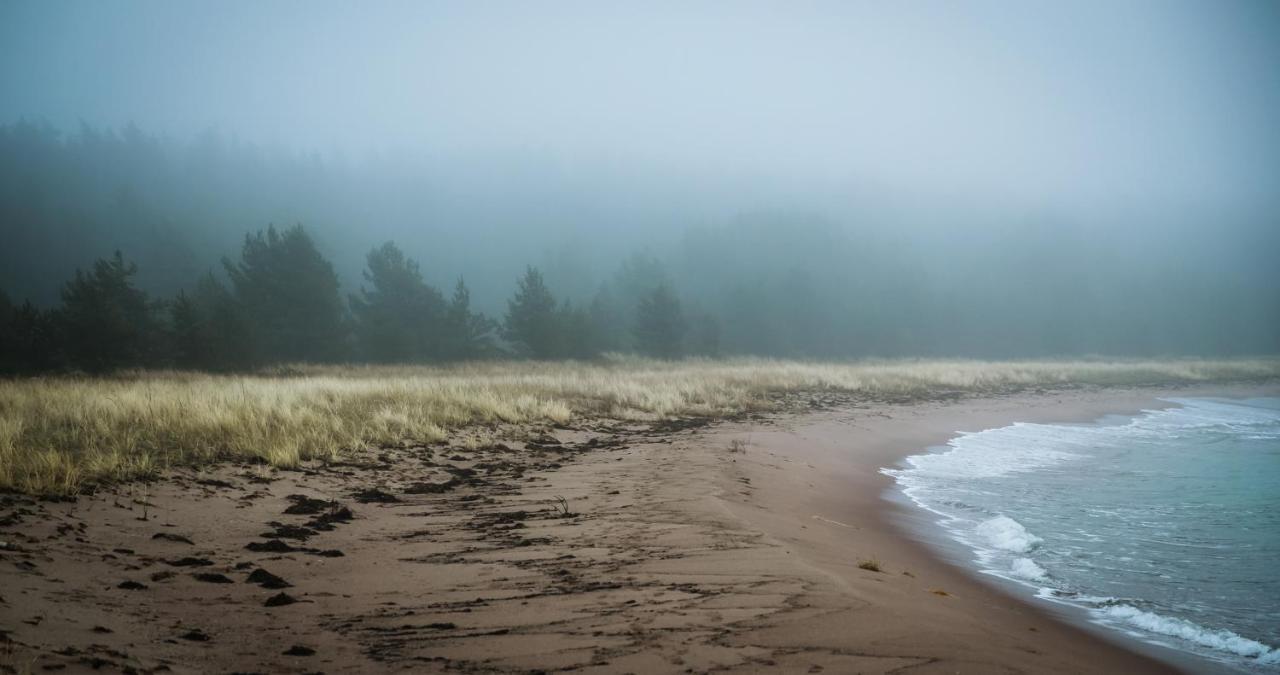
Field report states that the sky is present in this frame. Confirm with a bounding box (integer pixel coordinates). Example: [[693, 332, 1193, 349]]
[[3, 0, 1279, 219]]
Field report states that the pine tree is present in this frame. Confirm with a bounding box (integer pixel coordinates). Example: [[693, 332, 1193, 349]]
[[171, 273, 252, 371], [348, 242, 445, 362], [556, 300, 596, 360], [59, 251, 162, 372], [0, 300, 62, 374], [633, 284, 686, 359], [587, 284, 624, 354], [442, 278, 495, 360], [223, 225, 347, 364], [503, 266, 559, 358], [0, 289, 12, 369], [611, 252, 669, 349]]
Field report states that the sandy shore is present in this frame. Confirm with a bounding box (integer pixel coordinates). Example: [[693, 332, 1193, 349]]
[[2, 383, 1274, 673]]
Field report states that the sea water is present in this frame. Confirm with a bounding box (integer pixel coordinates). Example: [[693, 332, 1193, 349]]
[[885, 397, 1280, 672]]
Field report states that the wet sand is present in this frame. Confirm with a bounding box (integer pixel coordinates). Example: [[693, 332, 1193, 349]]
[[1, 384, 1273, 673]]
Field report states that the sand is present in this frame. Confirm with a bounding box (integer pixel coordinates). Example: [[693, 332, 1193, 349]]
[[2, 383, 1274, 673]]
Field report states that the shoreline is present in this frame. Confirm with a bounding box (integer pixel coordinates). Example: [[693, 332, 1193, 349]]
[[2, 382, 1277, 672], [710, 383, 1278, 674]]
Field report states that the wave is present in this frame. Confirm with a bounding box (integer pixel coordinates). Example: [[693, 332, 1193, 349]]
[[1010, 557, 1048, 580], [888, 423, 1085, 482], [975, 516, 1042, 553], [1098, 605, 1280, 665]]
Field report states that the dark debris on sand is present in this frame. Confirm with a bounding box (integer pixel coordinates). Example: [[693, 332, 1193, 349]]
[[283, 494, 341, 515], [246, 568, 291, 589], [166, 557, 213, 567], [260, 523, 318, 540], [151, 532, 194, 545], [264, 592, 298, 607], [351, 488, 399, 503], [244, 538, 343, 557]]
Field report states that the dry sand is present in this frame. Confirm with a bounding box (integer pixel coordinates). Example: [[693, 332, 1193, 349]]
[[3, 384, 1273, 673]]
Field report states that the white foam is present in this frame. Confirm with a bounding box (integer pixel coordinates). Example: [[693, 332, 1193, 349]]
[[1100, 605, 1280, 664], [975, 516, 1041, 553], [1010, 557, 1047, 580], [893, 423, 1085, 482]]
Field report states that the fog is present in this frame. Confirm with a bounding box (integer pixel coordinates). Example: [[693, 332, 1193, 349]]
[[2, 0, 1278, 363]]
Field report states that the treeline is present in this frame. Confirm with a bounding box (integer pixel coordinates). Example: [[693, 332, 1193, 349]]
[[4, 120, 1279, 361], [0, 225, 710, 374]]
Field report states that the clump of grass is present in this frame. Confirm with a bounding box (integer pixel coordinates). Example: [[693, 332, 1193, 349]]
[[1, 356, 1276, 495], [857, 558, 883, 572], [727, 439, 747, 454]]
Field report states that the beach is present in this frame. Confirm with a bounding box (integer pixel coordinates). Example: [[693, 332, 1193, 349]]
[[2, 383, 1275, 673]]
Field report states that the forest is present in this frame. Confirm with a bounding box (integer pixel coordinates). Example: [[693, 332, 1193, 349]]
[[2, 119, 1278, 374]]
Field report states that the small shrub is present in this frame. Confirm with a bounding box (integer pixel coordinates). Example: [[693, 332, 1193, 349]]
[[857, 558, 882, 572]]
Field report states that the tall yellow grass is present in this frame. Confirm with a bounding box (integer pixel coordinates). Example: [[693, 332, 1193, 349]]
[[1, 356, 1276, 495]]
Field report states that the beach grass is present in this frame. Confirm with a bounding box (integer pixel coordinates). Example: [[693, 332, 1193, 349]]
[[857, 558, 883, 572], [2, 356, 1277, 495]]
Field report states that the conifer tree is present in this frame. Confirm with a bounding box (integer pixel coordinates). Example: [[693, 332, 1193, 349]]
[[587, 284, 624, 354], [0, 291, 63, 374], [348, 242, 445, 362], [503, 266, 559, 358], [442, 278, 495, 360], [59, 251, 162, 372], [633, 284, 686, 359], [171, 273, 252, 371], [223, 225, 347, 364], [556, 299, 596, 359]]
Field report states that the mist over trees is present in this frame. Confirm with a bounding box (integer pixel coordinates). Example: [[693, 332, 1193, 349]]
[[1, 119, 1278, 374], [634, 285, 686, 359]]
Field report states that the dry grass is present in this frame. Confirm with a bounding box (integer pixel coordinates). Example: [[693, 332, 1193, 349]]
[[1, 356, 1277, 495], [857, 558, 883, 572]]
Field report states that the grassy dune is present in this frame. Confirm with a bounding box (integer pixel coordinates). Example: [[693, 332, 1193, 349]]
[[2, 356, 1277, 495]]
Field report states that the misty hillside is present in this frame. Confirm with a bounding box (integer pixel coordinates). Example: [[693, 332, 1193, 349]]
[[1, 120, 1277, 361]]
